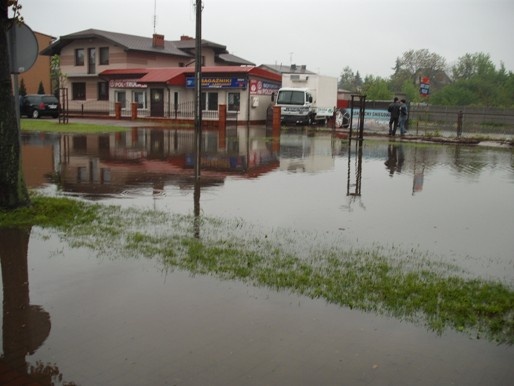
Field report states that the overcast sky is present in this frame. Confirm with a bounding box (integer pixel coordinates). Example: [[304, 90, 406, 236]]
[[17, 0, 514, 79]]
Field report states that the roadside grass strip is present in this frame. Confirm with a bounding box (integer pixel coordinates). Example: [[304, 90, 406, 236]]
[[2, 195, 513, 344], [21, 118, 128, 133]]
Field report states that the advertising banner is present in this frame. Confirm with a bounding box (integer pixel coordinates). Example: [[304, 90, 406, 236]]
[[249, 79, 280, 95]]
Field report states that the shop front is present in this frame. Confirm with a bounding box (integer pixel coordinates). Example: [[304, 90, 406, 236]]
[[100, 66, 281, 125]]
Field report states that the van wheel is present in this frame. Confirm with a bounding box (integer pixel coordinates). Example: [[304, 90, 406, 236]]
[[32, 109, 40, 119], [336, 109, 350, 128]]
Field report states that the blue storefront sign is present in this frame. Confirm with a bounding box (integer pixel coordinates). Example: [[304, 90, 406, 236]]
[[186, 76, 247, 89]]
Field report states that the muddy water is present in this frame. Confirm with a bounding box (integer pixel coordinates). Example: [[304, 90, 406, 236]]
[[0, 127, 512, 385]]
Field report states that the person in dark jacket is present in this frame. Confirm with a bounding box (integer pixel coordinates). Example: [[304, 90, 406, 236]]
[[387, 97, 401, 136], [399, 99, 408, 135]]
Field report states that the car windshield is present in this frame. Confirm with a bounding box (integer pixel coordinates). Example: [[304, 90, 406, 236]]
[[277, 90, 305, 105], [42, 96, 58, 104]]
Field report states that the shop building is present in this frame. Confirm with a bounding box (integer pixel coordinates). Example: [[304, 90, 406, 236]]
[[99, 66, 281, 125]]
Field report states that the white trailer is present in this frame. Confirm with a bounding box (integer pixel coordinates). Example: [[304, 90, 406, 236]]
[[275, 73, 337, 125]]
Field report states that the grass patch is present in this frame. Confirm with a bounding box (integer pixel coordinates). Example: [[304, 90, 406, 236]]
[[1, 195, 513, 344], [21, 118, 129, 133]]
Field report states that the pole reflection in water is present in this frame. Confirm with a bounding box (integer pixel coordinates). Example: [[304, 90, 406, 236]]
[[0, 228, 73, 385], [412, 147, 425, 195], [345, 138, 365, 210], [194, 177, 201, 239]]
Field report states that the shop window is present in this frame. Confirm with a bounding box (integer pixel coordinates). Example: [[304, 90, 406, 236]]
[[99, 47, 109, 65], [115, 91, 126, 108], [98, 81, 109, 101], [228, 92, 240, 112], [133, 91, 147, 109], [201, 92, 218, 111], [72, 82, 86, 100], [75, 48, 84, 66]]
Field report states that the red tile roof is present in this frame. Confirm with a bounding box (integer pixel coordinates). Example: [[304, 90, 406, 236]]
[[99, 66, 282, 85]]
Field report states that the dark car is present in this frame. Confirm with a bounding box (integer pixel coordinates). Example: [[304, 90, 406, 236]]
[[21, 94, 60, 118]]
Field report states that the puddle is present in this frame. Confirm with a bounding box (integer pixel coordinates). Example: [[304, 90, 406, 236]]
[[0, 127, 512, 385]]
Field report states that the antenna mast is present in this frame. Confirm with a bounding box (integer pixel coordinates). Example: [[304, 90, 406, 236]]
[[153, 0, 157, 33]]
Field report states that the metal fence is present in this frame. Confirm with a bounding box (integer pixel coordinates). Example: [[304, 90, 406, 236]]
[[66, 99, 220, 120], [408, 105, 514, 136]]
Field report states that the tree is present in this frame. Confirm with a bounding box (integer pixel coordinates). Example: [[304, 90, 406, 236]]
[[451, 52, 496, 81], [0, 0, 30, 209], [431, 52, 514, 107], [390, 49, 448, 94], [361, 75, 392, 100], [50, 54, 66, 96], [338, 66, 363, 92], [37, 80, 45, 94], [19, 77, 26, 96]]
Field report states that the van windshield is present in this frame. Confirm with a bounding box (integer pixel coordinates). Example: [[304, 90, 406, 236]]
[[277, 90, 305, 105]]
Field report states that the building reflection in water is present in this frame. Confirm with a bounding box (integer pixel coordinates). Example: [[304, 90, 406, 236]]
[[52, 126, 280, 198]]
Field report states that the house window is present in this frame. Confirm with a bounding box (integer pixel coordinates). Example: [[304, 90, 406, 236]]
[[228, 92, 240, 112], [88, 48, 96, 74], [72, 82, 86, 100], [98, 82, 109, 101], [133, 91, 147, 109], [99, 47, 109, 65], [115, 91, 126, 108], [201, 92, 218, 111], [75, 48, 84, 66]]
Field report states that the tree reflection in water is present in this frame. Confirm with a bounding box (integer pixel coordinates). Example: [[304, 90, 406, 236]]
[[0, 228, 75, 385]]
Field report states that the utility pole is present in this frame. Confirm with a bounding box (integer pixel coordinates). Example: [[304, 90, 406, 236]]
[[194, 0, 203, 179]]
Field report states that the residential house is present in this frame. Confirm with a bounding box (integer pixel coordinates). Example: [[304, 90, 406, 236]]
[[40, 29, 256, 117]]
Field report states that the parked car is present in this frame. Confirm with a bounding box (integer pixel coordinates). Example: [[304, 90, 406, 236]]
[[21, 94, 60, 118]]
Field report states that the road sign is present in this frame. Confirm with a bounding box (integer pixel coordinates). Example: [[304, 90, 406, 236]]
[[420, 76, 430, 97], [7, 21, 39, 74]]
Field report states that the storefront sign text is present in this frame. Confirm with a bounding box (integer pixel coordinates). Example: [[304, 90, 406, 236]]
[[109, 80, 148, 89], [186, 77, 247, 89]]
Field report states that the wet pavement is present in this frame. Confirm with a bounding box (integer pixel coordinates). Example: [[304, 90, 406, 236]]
[[1, 122, 514, 385]]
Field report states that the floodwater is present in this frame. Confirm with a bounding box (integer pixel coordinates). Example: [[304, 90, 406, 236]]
[[1, 126, 513, 385]]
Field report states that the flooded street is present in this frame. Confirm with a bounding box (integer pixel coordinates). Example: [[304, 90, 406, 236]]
[[1, 126, 513, 385]]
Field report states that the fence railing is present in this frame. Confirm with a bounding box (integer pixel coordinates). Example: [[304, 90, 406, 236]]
[[408, 105, 514, 136], [65, 99, 220, 120]]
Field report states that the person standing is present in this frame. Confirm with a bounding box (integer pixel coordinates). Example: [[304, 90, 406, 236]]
[[388, 97, 401, 136], [399, 98, 408, 135]]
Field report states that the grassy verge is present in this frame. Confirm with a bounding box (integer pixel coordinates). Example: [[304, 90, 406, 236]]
[[1, 195, 513, 344], [21, 118, 129, 133]]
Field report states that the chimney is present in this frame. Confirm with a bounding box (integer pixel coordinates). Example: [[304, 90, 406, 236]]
[[152, 33, 165, 48], [180, 35, 194, 41]]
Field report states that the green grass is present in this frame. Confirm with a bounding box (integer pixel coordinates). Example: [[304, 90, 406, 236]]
[[20, 118, 129, 133], [2, 195, 513, 344]]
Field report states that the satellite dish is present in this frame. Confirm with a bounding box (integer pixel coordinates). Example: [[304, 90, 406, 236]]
[[7, 21, 39, 74]]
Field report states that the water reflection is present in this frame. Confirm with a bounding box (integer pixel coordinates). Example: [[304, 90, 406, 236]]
[[8, 128, 514, 383], [20, 128, 514, 281], [22, 127, 280, 198], [0, 228, 73, 385], [384, 143, 405, 176]]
